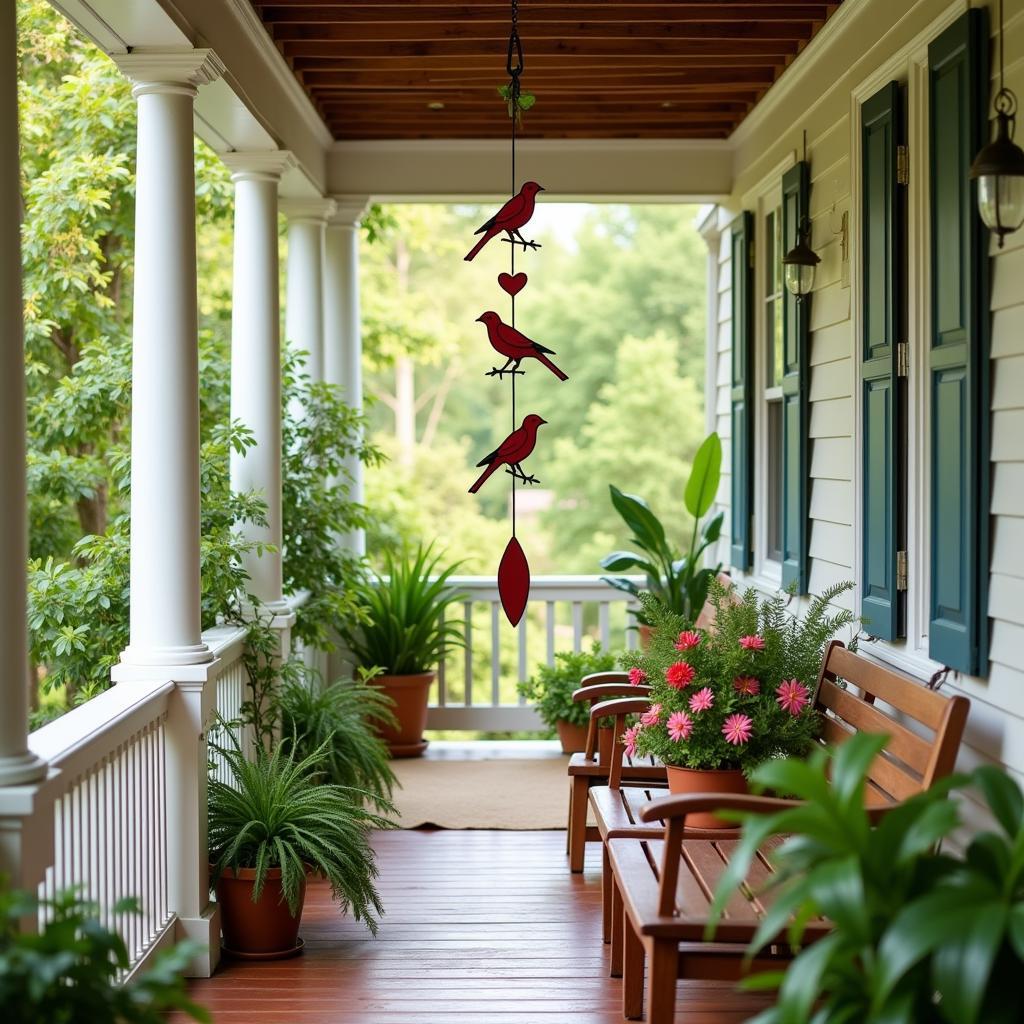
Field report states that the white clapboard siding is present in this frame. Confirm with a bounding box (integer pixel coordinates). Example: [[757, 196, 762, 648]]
[[704, 0, 1024, 803]]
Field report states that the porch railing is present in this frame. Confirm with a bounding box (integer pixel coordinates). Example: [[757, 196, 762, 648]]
[[428, 574, 641, 732]]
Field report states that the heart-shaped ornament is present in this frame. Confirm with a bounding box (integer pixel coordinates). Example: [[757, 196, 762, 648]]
[[498, 272, 528, 296]]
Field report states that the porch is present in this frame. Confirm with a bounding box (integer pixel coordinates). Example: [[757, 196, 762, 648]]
[[2, 0, 1024, 1021]]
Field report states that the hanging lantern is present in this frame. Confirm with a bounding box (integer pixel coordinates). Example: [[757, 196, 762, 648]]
[[970, 0, 1024, 246], [782, 220, 820, 299]]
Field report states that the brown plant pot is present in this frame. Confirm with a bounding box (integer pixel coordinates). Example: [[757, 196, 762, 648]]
[[638, 624, 656, 650], [556, 720, 588, 754], [664, 765, 749, 830], [373, 672, 434, 758], [215, 865, 306, 959]]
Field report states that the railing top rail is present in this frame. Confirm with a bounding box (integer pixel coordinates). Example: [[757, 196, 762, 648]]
[[28, 677, 174, 781], [201, 623, 249, 665], [444, 574, 644, 588]]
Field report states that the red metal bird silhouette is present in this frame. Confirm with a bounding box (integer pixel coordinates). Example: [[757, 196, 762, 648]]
[[469, 414, 547, 493], [464, 182, 545, 261], [476, 311, 568, 381]]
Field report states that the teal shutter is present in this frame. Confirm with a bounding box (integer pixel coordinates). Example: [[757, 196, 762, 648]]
[[730, 212, 754, 571], [781, 162, 810, 592], [860, 82, 905, 641], [928, 10, 989, 674]]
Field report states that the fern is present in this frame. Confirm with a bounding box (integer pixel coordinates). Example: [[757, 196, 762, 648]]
[[208, 728, 394, 932]]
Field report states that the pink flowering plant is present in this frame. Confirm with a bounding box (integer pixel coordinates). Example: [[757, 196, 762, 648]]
[[621, 581, 855, 772]]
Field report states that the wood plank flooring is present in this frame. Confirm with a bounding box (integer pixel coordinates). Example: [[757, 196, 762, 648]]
[[179, 829, 770, 1023]]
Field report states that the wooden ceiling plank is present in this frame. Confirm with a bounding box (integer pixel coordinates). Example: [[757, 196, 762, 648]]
[[300, 68, 776, 86], [290, 54, 782, 70]]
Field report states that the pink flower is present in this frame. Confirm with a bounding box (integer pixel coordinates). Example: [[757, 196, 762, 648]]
[[733, 676, 761, 696], [640, 703, 662, 727], [722, 713, 753, 746], [688, 687, 715, 714], [667, 710, 693, 742], [674, 630, 702, 651], [776, 679, 811, 716], [665, 662, 696, 689], [739, 635, 766, 651], [622, 723, 642, 758], [628, 667, 648, 686]]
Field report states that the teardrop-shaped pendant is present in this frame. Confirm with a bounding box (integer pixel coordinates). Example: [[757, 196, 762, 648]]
[[497, 536, 530, 626]]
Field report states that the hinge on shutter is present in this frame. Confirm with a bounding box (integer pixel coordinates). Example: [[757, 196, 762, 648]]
[[896, 144, 909, 186], [896, 342, 908, 378], [896, 550, 908, 592]]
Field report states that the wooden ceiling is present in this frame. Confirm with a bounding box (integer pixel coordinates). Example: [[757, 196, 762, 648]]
[[250, 1, 844, 141]]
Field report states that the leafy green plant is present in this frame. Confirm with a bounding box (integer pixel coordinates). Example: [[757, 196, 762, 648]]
[[340, 544, 465, 676], [208, 731, 393, 931], [279, 669, 398, 810], [622, 581, 855, 771], [0, 884, 208, 1024], [601, 431, 725, 624], [516, 641, 619, 731], [710, 732, 1024, 1024], [497, 83, 536, 123]]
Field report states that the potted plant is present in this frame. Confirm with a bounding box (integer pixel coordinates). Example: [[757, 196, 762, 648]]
[[516, 641, 619, 753], [208, 731, 392, 959], [0, 884, 208, 1023], [601, 431, 725, 645], [620, 581, 854, 827], [711, 732, 1024, 1024], [341, 544, 465, 758]]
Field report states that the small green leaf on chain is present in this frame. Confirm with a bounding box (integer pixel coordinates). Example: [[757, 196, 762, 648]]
[[518, 92, 536, 111]]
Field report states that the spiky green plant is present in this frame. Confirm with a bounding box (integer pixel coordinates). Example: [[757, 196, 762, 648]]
[[279, 670, 398, 810], [208, 730, 393, 931], [340, 544, 465, 675]]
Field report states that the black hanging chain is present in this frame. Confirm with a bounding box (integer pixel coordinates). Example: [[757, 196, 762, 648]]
[[508, 0, 521, 534]]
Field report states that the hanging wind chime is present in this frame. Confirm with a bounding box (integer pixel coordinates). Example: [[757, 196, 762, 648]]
[[464, 0, 568, 626]]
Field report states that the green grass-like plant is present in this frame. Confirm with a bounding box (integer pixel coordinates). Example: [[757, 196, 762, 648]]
[[710, 732, 1024, 1024], [0, 885, 208, 1024], [279, 670, 399, 811], [208, 732, 393, 932], [516, 641, 619, 731], [341, 544, 465, 676]]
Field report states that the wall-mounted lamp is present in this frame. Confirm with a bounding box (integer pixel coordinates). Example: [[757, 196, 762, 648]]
[[782, 220, 820, 299], [970, 0, 1024, 246]]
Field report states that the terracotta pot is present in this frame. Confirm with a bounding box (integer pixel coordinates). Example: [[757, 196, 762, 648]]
[[664, 765, 749, 830], [373, 672, 434, 757], [556, 720, 588, 754], [215, 865, 306, 958], [638, 624, 656, 650]]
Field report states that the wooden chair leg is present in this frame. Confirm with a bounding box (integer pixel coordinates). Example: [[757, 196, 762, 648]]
[[646, 939, 678, 1024], [610, 872, 624, 977], [623, 912, 644, 1020], [568, 776, 589, 873], [602, 844, 612, 943], [565, 780, 573, 854]]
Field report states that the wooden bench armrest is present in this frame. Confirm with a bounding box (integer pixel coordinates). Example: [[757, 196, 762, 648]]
[[589, 697, 651, 719], [638, 792, 801, 824], [572, 682, 650, 704], [579, 671, 631, 688]]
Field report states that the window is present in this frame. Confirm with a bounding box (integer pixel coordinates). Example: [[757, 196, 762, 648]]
[[762, 205, 784, 566]]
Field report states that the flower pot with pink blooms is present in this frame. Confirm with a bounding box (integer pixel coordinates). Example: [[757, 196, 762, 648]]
[[619, 581, 856, 829]]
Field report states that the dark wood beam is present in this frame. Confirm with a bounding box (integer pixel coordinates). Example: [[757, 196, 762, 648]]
[[300, 67, 777, 87], [289, 54, 782, 70]]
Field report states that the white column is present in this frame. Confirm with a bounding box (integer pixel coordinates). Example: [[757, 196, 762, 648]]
[[223, 152, 295, 613], [0, 0, 46, 793], [111, 50, 225, 978], [113, 51, 224, 669], [323, 198, 369, 555], [282, 199, 335, 384]]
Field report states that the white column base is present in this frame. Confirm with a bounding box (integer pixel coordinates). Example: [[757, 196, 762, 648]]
[[176, 902, 222, 977], [0, 751, 47, 788], [117, 642, 214, 668]]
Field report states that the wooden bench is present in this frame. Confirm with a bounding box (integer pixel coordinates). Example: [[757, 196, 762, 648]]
[[608, 639, 971, 1023], [566, 673, 665, 872]]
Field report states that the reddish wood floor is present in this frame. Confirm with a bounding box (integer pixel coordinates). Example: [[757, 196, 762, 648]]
[[179, 830, 769, 1023]]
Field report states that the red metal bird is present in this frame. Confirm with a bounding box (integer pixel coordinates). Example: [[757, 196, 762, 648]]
[[464, 182, 546, 261], [476, 311, 568, 381], [468, 414, 547, 493]]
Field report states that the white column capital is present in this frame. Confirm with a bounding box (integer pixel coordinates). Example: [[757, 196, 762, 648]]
[[113, 48, 224, 97], [281, 196, 337, 224], [221, 150, 295, 184], [328, 195, 371, 228]]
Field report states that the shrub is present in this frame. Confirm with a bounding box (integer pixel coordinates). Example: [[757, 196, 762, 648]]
[[516, 641, 619, 731]]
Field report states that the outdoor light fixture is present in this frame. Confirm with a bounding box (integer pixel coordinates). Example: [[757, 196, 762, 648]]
[[782, 131, 820, 299], [970, 0, 1024, 246]]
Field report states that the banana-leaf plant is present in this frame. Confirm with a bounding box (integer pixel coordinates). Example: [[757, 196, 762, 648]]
[[600, 431, 724, 624], [709, 732, 1024, 1024]]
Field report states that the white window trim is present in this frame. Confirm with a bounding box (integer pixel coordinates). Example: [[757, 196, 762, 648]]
[[848, 3, 962, 685]]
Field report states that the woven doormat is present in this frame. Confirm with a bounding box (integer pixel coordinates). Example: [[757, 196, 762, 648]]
[[389, 757, 594, 830]]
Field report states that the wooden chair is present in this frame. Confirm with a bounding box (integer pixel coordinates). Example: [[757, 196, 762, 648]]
[[566, 672, 664, 872], [608, 640, 971, 1023]]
